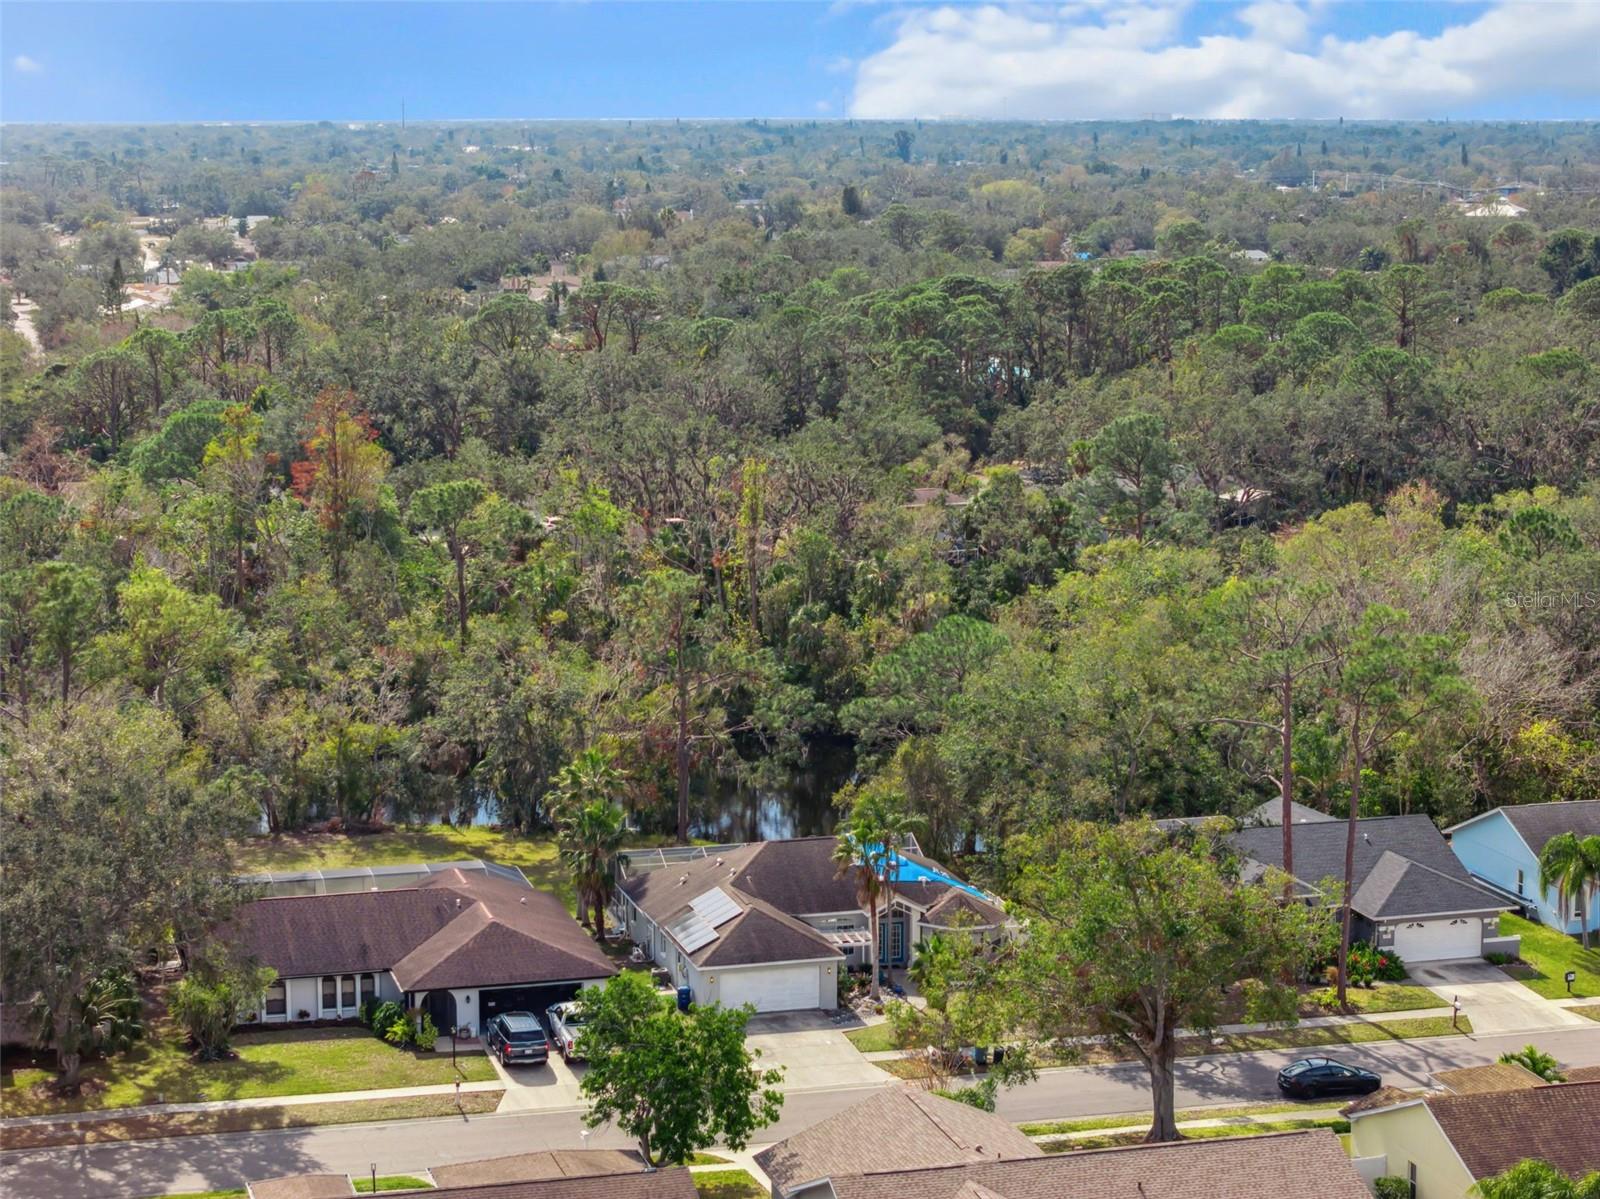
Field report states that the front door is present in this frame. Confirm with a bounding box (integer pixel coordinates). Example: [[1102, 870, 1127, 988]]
[[878, 917, 906, 965]]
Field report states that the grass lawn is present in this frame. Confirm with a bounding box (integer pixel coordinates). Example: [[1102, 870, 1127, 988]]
[[1019, 1100, 1347, 1137], [1311, 984, 1442, 1015], [687, 1153, 731, 1165], [6, 1091, 503, 1151], [1574, 1004, 1600, 1022], [693, 1169, 767, 1199], [1498, 913, 1600, 999], [354, 1177, 434, 1192], [1042, 1116, 1350, 1152], [844, 1023, 898, 1053], [1, 1025, 496, 1118]]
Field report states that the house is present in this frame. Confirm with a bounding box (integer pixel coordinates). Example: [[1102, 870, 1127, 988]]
[[1158, 798, 1337, 832], [232, 866, 615, 1037], [615, 837, 1009, 1012], [144, 266, 181, 285], [1230, 816, 1510, 962], [776, 1129, 1368, 1199], [247, 1151, 697, 1199], [1347, 1080, 1600, 1199], [1446, 800, 1600, 935], [1460, 198, 1528, 218], [755, 1086, 1042, 1198]]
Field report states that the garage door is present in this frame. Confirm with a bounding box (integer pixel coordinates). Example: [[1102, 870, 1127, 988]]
[[1391, 918, 1481, 962], [479, 981, 586, 1026], [719, 965, 821, 1013]]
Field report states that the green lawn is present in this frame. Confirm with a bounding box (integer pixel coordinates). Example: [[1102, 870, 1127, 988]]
[[693, 1169, 767, 1199], [1019, 1100, 1348, 1137], [354, 1177, 433, 1193], [844, 1023, 898, 1053], [1498, 913, 1600, 999], [1574, 1004, 1600, 1022], [1042, 1116, 1349, 1153], [2, 1025, 496, 1117], [1309, 984, 1442, 1014]]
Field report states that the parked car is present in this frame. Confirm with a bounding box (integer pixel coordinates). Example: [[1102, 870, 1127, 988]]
[[1277, 1056, 1381, 1099], [485, 1012, 548, 1067], [546, 1001, 587, 1062]]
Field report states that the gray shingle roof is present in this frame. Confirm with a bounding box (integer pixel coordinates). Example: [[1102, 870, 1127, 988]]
[[1230, 816, 1504, 920], [823, 1129, 1369, 1199], [233, 868, 616, 990], [1350, 851, 1508, 920], [756, 1087, 1042, 1196], [693, 900, 841, 967], [1495, 800, 1600, 854]]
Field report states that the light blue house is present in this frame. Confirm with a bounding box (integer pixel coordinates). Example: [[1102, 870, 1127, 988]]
[[1446, 800, 1600, 935]]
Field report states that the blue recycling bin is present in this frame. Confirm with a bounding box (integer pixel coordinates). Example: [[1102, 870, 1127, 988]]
[[676, 986, 692, 1012]]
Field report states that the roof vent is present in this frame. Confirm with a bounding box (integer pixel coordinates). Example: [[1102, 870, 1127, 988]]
[[714, 857, 723, 866], [520, 896, 527, 904], [678, 873, 689, 885], [1362, 833, 1371, 844], [455, 897, 462, 907]]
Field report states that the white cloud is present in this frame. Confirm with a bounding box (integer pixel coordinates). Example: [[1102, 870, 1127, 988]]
[[11, 54, 43, 74], [848, 2, 1600, 119]]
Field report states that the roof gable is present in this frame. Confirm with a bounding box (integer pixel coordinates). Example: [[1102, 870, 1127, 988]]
[[1497, 800, 1600, 855], [694, 900, 841, 967], [1351, 851, 1507, 919]]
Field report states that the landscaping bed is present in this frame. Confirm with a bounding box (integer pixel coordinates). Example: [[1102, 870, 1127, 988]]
[[1496, 914, 1600, 999], [2, 1024, 496, 1118], [5, 1091, 504, 1151]]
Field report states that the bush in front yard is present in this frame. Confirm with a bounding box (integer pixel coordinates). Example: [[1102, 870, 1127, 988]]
[[369, 1001, 405, 1043], [1374, 1178, 1410, 1199], [1347, 942, 1406, 985], [413, 1012, 438, 1051], [382, 1014, 413, 1047], [171, 960, 277, 1061]]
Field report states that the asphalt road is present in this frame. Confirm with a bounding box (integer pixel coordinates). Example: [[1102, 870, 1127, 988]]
[[5, 1026, 1599, 1199]]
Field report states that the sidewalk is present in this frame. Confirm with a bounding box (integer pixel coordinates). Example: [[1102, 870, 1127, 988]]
[[859, 1007, 1462, 1062], [0, 1079, 506, 1129]]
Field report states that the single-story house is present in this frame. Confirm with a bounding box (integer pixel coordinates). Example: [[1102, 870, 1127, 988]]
[[247, 1151, 695, 1199], [615, 837, 1009, 1013], [1446, 800, 1600, 935], [232, 866, 614, 1038], [1158, 798, 1338, 832], [1230, 815, 1510, 962], [783, 1129, 1368, 1199], [755, 1086, 1041, 1198], [1347, 1080, 1600, 1199]]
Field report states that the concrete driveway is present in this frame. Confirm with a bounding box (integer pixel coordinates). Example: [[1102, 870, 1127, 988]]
[[490, 1048, 587, 1112], [744, 1011, 891, 1092], [1408, 959, 1591, 1034]]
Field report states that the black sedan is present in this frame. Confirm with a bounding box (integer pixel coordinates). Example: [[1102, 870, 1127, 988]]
[[1277, 1056, 1382, 1099]]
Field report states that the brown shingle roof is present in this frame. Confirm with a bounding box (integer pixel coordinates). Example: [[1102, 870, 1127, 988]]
[[233, 868, 615, 991], [1433, 1062, 1544, 1094], [755, 1086, 1041, 1196], [422, 1172, 697, 1199], [1426, 1082, 1600, 1179], [430, 1149, 648, 1188], [1565, 1065, 1600, 1083], [247, 1176, 353, 1199], [1340, 1086, 1418, 1116], [824, 1130, 1369, 1199]]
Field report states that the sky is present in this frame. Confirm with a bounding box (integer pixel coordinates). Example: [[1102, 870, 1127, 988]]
[[3, 1, 1599, 125]]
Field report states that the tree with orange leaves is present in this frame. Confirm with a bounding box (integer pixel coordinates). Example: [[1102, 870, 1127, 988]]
[[290, 388, 389, 589]]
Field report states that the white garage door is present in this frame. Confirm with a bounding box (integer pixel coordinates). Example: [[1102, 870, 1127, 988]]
[[1391, 918, 1481, 962], [719, 964, 820, 1013]]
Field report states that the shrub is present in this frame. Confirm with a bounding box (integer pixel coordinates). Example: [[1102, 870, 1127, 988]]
[[359, 996, 382, 1028], [1375, 1178, 1411, 1199], [369, 1000, 405, 1041], [1499, 1044, 1565, 1082], [413, 1012, 438, 1051], [170, 962, 276, 1061], [383, 1015, 413, 1047], [1348, 941, 1405, 984]]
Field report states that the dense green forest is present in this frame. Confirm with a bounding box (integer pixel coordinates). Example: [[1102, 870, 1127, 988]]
[[4, 117, 1600, 866]]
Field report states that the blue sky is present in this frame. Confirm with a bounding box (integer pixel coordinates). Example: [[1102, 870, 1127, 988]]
[[4, 2, 1599, 124]]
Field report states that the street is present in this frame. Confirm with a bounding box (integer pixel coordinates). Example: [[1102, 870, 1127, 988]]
[[4, 1025, 1598, 1199]]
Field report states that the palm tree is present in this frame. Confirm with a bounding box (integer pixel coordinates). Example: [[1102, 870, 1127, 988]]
[[552, 747, 624, 824], [558, 798, 627, 939], [1474, 1159, 1600, 1199], [1498, 1044, 1565, 1082], [833, 793, 919, 1002], [1538, 832, 1600, 950]]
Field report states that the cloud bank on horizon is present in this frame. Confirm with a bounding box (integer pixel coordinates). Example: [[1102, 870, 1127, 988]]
[[847, 1, 1600, 120]]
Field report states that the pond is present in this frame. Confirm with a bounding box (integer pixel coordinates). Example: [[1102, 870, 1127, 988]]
[[684, 738, 856, 843]]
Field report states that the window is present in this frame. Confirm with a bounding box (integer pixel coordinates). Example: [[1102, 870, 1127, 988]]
[[321, 976, 337, 1011], [265, 979, 287, 1016], [1517, 869, 1525, 896], [360, 973, 376, 1004], [340, 974, 356, 1008], [1408, 1162, 1418, 1199]]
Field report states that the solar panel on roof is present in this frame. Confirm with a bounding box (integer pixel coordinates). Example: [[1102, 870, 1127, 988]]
[[689, 886, 742, 929], [669, 911, 719, 953]]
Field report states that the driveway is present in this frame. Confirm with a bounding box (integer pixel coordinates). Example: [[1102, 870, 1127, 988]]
[[1408, 958, 1591, 1035], [489, 1049, 587, 1112], [744, 1011, 890, 1092]]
